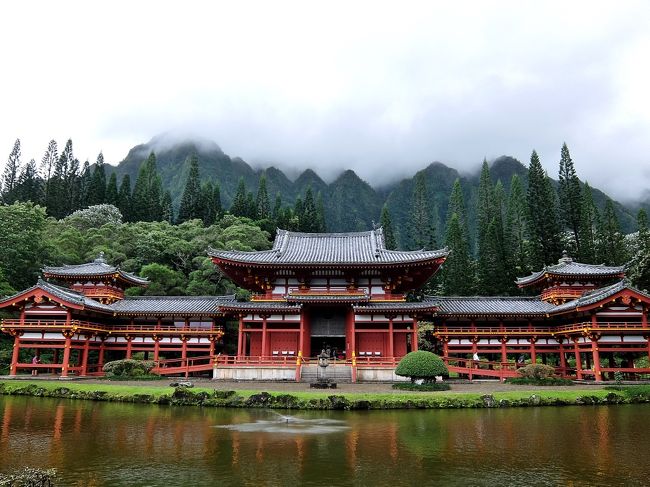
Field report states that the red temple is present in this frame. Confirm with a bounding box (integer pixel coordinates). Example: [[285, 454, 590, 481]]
[[1, 228, 649, 382]]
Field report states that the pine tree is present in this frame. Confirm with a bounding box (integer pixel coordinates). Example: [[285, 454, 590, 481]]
[[628, 209, 650, 290], [302, 186, 319, 232], [212, 183, 222, 221], [294, 196, 304, 228], [255, 174, 270, 220], [117, 175, 133, 222], [272, 193, 282, 224], [15, 159, 43, 204], [105, 173, 119, 206], [245, 191, 256, 219], [78, 161, 92, 209], [596, 199, 627, 265], [442, 208, 474, 295], [40, 140, 58, 205], [447, 179, 469, 242], [316, 191, 326, 232], [558, 143, 583, 254], [505, 174, 529, 278], [46, 140, 72, 218], [409, 172, 435, 249], [161, 190, 174, 224], [380, 204, 397, 250], [2, 139, 22, 203], [526, 150, 562, 269], [177, 154, 202, 223], [132, 153, 163, 221], [578, 182, 598, 262], [87, 152, 107, 206], [230, 177, 248, 217]]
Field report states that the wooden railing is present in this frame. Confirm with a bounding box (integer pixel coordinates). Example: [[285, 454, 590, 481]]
[[436, 321, 649, 336], [1, 319, 224, 335]]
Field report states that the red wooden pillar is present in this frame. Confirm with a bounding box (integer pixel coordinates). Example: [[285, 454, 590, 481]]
[[61, 334, 72, 378], [412, 316, 418, 352], [9, 333, 21, 376], [573, 339, 583, 380], [153, 337, 160, 361], [500, 337, 507, 363], [388, 317, 394, 357], [299, 311, 305, 356], [125, 336, 133, 359], [237, 315, 244, 357], [181, 337, 189, 378], [347, 308, 356, 356], [261, 316, 268, 358], [442, 337, 449, 358], [209, 337, 215, 357], [98, 339, 106, 368], [80, 336, 90, 376], [530, 337, 537, 364], [642, 304, 648, 329], [558, 340, 567, 375], [591, 336, 602, 382]]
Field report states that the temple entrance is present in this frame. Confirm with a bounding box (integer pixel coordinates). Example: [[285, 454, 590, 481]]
[[309, 306, 347, 359]]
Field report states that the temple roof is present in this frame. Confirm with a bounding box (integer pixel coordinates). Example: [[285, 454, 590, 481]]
[[352, 301, 438, 313], [218, 301, 302, 313], [208, 228, 448, 266], [431, 295, 556, 316], [0, 279, 113, 312], [286, 289, 370, 303], [551, 280, 646, 313], [111, 295, 236, 316], [43, 253, 149, 286], [516, 253, 624, 287]]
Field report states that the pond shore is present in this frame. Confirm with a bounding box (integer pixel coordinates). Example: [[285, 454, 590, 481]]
[[1, 379, 649, 410]]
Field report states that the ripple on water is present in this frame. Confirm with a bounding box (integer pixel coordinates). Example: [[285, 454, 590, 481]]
[[215, 414, 349, 434]]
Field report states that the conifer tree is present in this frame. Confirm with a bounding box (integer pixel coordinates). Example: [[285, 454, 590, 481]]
[[132, 153, 163, 221], [380, 204, 397, 250], [177, 154, 202, 223], [447, 179, 469, 241], [409, 172, 435, 249], [255, 174, 270, 220], [294, 196, 304, 227], [558, 143, 583, 254], [2, 138, 22, 203], [526, 150, 562, 268], [230, 177, 248, 217], [578, 182, 598, 262], [442, 211, 474, 295], [212, 183, 222, 221], [117, 175, 133, 222], [15, 159, 43, 204], [105, 173, 119, 206], [87, 152, 107, 206], [245, 191, 256, 219], [302, 186, 319, 232], [272, 193, 282, 224], [596, 199, 627, 265], [161, 190, 174, 224], [316, 191, 326, 232], [40, 140, 58, 206], [628, 209, 650, 290], [505, 174, 529, 278]]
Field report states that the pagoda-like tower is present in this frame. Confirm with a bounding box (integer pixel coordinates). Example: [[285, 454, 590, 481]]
[[516, 252, 625, 304], [43, 253, 149, 304], [209, 228, 447, 359]]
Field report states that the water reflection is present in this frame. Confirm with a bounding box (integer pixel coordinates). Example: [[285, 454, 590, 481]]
[[0, 396, 649, 486]]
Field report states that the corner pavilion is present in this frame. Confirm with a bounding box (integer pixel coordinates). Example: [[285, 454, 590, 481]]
[[1, 228, 649, 382]]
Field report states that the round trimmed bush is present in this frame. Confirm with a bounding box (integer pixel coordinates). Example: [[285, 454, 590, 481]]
[[102, 359, 155, 377], [395, 351, 448, 383], [517, 363, 556, 380]]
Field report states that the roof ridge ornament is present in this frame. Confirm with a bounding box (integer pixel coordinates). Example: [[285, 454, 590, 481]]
[[94, 251, 106, 264], [558, 250, 572, 264]]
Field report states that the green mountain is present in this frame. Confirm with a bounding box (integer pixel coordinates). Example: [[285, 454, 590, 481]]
[[108, 135, 639, 242]]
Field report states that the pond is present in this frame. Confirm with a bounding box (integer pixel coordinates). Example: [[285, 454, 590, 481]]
[[0, 396, 649, 486]]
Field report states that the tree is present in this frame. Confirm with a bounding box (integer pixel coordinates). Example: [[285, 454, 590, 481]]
[[596, 199, 627, 265], [395, 351, 448, 383], [409, 172, 436, 249], [527, 150, 562, 268], [505, 174, 529, 278], [132, 153, 163, 222], [628, 209, 650, 291], [77, 160, 92, 209], [15, 158, 43, 204], [447, 179, 469, 243], [442, 212, 474, 295], [87, 152, 107, 206], [106, 173, 119, 206], [230, 177, 248, 217], [301, 186, 319, 232], [255, 174, 270, 220], [161, 190, 174, 224], [578, 182, 598, 262], [380, 204, 397, 250], [64, 204, 123, 230], [40, 140, 58, 204], [558, 143, 583, 255], [117, 175, 133, 222], [177, 154, 202, 223], [138, 263, 187, 295], [2, 139, 22, 203], [316, 191, 326, 232]]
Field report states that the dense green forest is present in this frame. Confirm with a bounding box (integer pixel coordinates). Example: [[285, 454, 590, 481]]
[[1, 137, 649, 298]]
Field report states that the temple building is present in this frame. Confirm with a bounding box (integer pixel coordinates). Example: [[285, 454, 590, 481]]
[[1, 229, 649, 382]]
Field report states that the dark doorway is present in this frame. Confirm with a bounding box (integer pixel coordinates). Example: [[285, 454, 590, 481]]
[[309, 306, 347, 359]]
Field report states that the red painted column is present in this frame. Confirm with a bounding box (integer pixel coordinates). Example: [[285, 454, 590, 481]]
[[591, 337, 602, 382], [412, 317, 419, 352], [559, 341, 567, 375], [153, 337, 160, 361], [388, 317, 394, 358], [61, 335, 72, 378], [125, 337, 133, 359], [530, 338, 537, 364], [80, 336, 90, 376], [181, 337, 188, 378], [348, 308, 356, 356], [261, 316, 268, 359], [642, 304, 648, 329], [237, 316, 244, 357], [500, 337, 507, 363], [9, 334, 21, 376], [442, 337, 449, 358], [573, 339, 583, 380], [299, 311, 305, 356], [98, 340, 106, 368], [209, 337, 215, 357]]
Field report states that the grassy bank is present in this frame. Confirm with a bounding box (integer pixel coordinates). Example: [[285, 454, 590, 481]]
[[1, 381, 650, 410]]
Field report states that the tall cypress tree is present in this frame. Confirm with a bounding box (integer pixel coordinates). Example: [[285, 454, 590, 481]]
[[447, 179, 469, 242], [177, 154, 202, 223], [316, 191, 326, 232], [15, 159, 43, 204], [526, 150, 562, 269], [578, 182, 598, 263], [87, 152, 107, 206], [161, 190, 174, 224], [40, 140, 57, 202], [380, 204, 397, 250], [255, 174, 270, 220], [212, 183, 222, 221], [558, 143, 583, 254], [409, 172, 435, 249], [442, 179, 474, 296], [301, 186, 319, 232], [597, 199, 627, 265], [117, 175, 133, 222], [230, 177, 248, 217], [2, 139, 22, 203], [132, 153, 163, 222], [272, 193, 282, 224], [629, 209, 650, 290], [505, 174, 529, 278], [106, 173, 119, 206]]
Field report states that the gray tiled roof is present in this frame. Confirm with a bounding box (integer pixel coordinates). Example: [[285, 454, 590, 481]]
[[209, 228, 448, 265], [0, 279, 113, 312], [551, 280, 646, 313], [218, 301, 302, 312], [431, 295, 556, 316], [516, 254, 624, 286], [287, 289, 369, 303], [111, 295, 236, 315], [353, 301, 438, 313], [43, 254, 149, 286]]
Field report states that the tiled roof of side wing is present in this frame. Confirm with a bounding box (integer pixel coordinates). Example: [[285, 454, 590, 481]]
[[208, 228, 448, 265], [431, 295, 556, 315], [217, 301, 302, 312], [43, 255, 149, 285], [353, 301, 439, 312], [0, 279, 114, 312], [516, 256, 624, 286], [550, 280, 649, 313], [111, 295, 236, 314]]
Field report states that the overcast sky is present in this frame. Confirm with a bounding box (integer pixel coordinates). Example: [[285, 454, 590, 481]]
[[1, 1, 649, 200]]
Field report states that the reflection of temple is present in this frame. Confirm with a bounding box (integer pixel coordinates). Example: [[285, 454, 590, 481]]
[[1, 229, 649, 381]]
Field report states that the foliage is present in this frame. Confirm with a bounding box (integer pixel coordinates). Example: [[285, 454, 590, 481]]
[[392, 382, 451, 391], [380, 204, 397, 249], [416, 322, 436, 351], [506, 377, 573, 386], [395, 351, 448, 383], [516, 363, 556, 380], [0, 467, 56, 487], [102, 359, 156, 377], [64, 204, 123, 230]]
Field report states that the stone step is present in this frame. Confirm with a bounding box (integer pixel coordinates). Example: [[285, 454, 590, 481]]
[[300, 365, 352, 382]]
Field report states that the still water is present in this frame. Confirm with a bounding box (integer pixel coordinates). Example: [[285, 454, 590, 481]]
[[0, 396, 649, 486]]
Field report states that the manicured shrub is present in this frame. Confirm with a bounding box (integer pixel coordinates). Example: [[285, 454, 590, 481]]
[[517, 363, 556, 380], [395, 351, 448, 383], [392, 382, 451, 391], [102, 359, 155, 378]]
